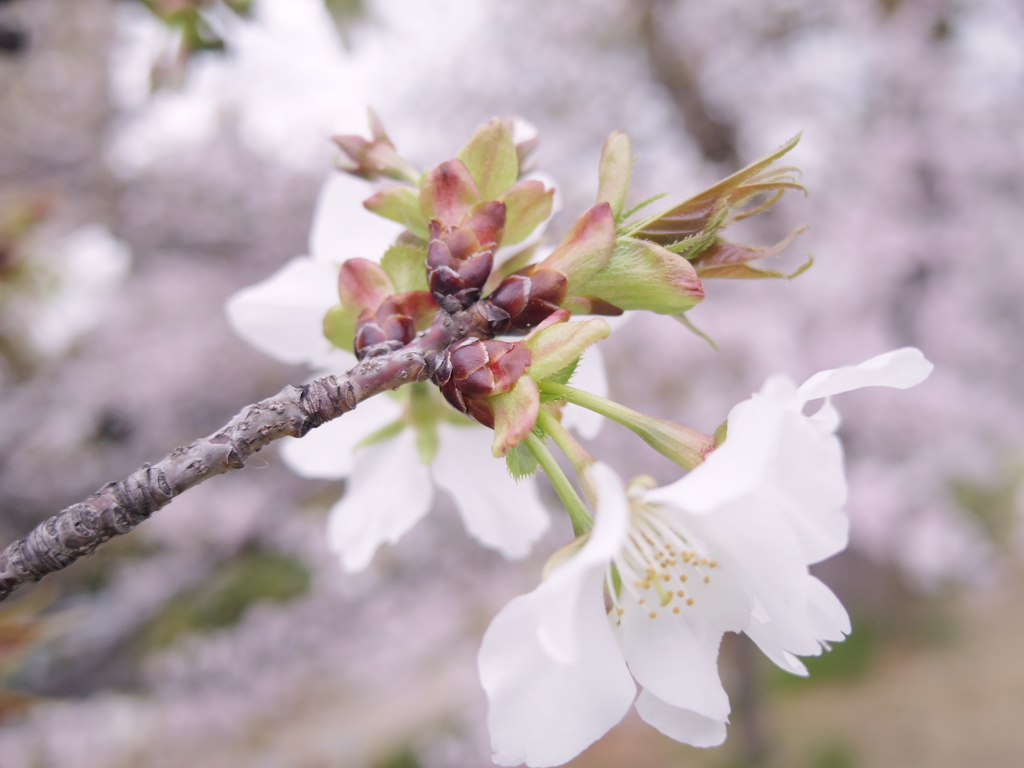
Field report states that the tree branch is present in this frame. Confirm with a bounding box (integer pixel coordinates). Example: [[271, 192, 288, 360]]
[[0, 310, 468, 602]]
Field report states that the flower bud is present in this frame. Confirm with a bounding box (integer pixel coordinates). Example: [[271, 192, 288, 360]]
[[432, 338, 533, 427], [332, 110, 420, 184], [426, 204, 506, 312], [354, 291, 437, 359], [419, 159, 482, 228], [485, 264, 568, 333], [566, 238, 705, 315]]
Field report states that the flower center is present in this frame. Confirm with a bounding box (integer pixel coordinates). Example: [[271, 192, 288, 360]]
[[607, 501, 718, 621]]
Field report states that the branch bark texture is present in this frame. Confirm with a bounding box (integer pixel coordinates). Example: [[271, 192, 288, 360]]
[[0, 311, 469, 602]]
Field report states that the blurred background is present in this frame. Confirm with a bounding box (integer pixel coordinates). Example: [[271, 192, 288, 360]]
[[1, 0, 1023, 766]]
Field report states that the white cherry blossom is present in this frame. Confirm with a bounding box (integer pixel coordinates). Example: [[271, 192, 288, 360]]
[[478, 348, 933, 766]]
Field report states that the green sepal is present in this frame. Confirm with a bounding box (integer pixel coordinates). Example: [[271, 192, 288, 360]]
[[491, 375, 540, 457], [380, 244, 429, 293], [505, 441, 540, 481], [525, 317, 610, 382], [322, 303, 356, 353], [713, 419, 729, 447]]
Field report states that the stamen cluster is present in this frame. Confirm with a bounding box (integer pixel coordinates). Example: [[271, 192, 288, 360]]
[[608, 501, 718, 620]]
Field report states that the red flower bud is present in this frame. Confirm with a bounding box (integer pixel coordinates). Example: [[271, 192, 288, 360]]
[[354, 291, 437, 359], [485, 264, 568, 332], [432, 338, 532, 427], [426, 205, 506, 311]]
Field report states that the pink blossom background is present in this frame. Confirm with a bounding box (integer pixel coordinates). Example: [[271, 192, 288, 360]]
[[0, 0, 1021, 766]]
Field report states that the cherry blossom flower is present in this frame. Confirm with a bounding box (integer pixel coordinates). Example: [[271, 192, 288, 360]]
[[478, 348, 933, 766], [226, 172, 601, 570]]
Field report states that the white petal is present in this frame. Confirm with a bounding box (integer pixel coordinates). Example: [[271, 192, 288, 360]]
[[634, 688, 727, 748], [701, 502, 824, 661], [797, 347, 934, 402], [280, 394, 403, 479], [768, 411, 850, 563], [648, 397, 781, 514], [433, 424, 549, 559], [326, 430, 432, 572], [479, 571, 636, 767], [806, 576, 852, 640], [561, 345, 608, 440], [655, 392, 849, 565], [309, 174, 404, 265], [225, 256, 341, 366], [509, 116, 539, 145], [535, 464, 630, 663], [616, 605, 732, 722]]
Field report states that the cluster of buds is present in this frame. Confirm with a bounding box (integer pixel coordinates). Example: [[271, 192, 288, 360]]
[[426, 200, 505, 312], [325, 113, 809, 447]]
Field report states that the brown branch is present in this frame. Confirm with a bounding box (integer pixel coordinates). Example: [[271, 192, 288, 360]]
[[0, 310, 471, 602]]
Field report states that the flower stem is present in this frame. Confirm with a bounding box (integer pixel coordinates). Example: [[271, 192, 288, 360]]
[[535, 407, 598, 505], [525, 432, 594, 536], [539, 382, 713, 471]]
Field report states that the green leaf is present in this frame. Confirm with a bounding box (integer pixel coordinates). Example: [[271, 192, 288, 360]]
[[364, 186, 429, 239], [596, 131, 632, 221], [380, 244, 429, 293], [501, 180, 555, 246], [458, 119, 520, 201], [619, 192, 668, 225]]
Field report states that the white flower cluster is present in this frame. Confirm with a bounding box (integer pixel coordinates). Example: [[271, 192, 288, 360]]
[[479, 348, 932, 765]]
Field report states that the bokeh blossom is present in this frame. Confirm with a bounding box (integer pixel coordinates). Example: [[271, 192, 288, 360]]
[[478, 349, 933, 766]]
